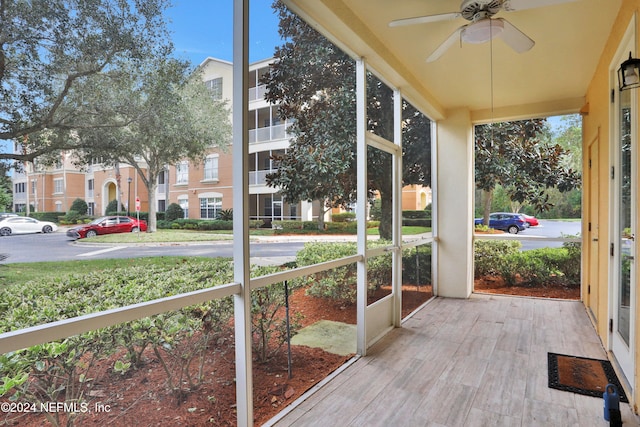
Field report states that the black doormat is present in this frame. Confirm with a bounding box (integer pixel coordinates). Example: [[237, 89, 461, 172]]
[[547, 352, 628, 402]]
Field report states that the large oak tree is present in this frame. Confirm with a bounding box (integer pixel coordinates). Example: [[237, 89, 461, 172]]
[[0, 0, 172, 164], [75, 59, 232, 232], [475, 119, 581, 225], [263, 1, 431, 239]]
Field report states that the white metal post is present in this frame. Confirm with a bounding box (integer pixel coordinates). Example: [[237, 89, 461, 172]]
[[232, 0, 252, 425], [356, 58, 367, 355], [392, 89, 403, 327]]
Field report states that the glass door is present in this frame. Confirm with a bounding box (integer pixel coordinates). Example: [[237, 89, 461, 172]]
[[612, 80, 636, 384]]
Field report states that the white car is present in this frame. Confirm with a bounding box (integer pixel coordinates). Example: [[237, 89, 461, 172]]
[[0, 217, 58, 236]]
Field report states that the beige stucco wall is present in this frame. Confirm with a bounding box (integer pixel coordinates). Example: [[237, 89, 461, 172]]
[[583, 0, 640, 411]]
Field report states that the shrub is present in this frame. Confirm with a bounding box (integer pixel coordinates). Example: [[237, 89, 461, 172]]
[[332, 212, 355, 222], [250, 266, 302, 363], [368, 253, 392, 293], [562, 239, 581, 285], [272, 220, 303, 230], [402, 218, 431, 227], [217, 208, 233, 221], [69, 198, 88, 215], [402, 245, 433, 285], [325, 222, 357, 233], [494, 246, 581, 288], [402, 210, 429, 219], [105, 199, 119, 215], [165, 203, 184, 222], [474, 240, 522, 278], [62, 210, 82, 224], [295, 242, 358, 302], [30, 212, 62, 223], [156, 219, 172, 229], [0, 259, 236, 408]]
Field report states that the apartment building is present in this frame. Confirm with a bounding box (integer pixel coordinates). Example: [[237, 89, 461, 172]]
[[12, 57, 429, 221]]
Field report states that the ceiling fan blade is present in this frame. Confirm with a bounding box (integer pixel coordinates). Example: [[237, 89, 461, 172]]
[[426, 26, 465, 62], [496, 18, 535, 53], [502, 0, 579, 12], [389, 11, 461, 27]]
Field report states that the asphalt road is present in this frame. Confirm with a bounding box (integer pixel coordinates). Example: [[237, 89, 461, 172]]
[[0, 232, 305, 264], [0, 219, 581, 264]]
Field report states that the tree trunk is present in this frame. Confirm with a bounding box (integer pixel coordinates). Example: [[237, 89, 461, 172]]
[[147, 180, 157, 233], [317, 205, 327, 231], [379, 191, 393, 241], [482, 189, 493, 226]]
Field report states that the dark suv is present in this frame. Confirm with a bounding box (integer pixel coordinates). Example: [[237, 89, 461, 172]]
[[474, 212, 527, 234]]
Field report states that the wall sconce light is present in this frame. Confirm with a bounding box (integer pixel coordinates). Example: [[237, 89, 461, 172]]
[[618, 52, 640, 91]]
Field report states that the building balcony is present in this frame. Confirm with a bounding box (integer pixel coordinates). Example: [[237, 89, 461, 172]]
[[249, 123, 292, 144], [249, 169, 276, 186], [249, 84, 268, 102]]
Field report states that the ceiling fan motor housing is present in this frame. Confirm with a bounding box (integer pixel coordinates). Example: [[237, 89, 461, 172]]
[[460, 0, 503, 21]]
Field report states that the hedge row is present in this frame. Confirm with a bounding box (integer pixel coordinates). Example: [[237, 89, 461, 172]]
[[292, 241, 432, 303], [156, 218, 263, 230], [474, 240, 580, 287]]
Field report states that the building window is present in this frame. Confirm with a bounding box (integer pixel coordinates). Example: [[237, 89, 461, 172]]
[[200, 197, 222, 219], [176, 162, 189, 184], [204, 155, 219, 181], [30, 180, 37, 195], [205, 77, 223, 100], [55, 201, 62, 212], [87, 202, 95, 216], [179, 197, 189, 219], [14, 182, 26, 194], [158, 200, 166, 212], [88, 179, 94, 198], [53, 178, 64, 194]]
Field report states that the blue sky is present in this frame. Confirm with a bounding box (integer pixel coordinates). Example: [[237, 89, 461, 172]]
[[166, 1, 282, 65]]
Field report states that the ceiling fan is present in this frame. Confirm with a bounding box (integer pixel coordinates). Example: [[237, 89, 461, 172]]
[[389, 0, 579, 62]]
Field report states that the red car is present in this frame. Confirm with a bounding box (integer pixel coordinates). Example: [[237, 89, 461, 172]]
[[522, 214, 539, 227], [67, 215, 147, 239]]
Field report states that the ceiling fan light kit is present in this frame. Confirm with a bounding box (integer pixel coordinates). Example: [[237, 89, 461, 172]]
[[389, 0, 579, 62], [462, 19, 504, 44]]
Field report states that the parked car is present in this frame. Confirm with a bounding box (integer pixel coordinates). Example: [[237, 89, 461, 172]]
[[522, 214, 539, 227], [0, 216, 58, 236], [474, 212, 527, 234], [67, 216, 147, 240]]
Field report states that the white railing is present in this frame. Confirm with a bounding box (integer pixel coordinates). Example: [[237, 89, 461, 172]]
[[248, 169, 275, 186], [0, 255, 364, 354], [248, 123, 292, 144], [248, 84, 268, 102]]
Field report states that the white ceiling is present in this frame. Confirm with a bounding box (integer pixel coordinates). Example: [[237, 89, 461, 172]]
[[283, 0, 622, 122]]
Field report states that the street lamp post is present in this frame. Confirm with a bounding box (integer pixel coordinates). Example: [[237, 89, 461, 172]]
[[127, 177, 132, 216]]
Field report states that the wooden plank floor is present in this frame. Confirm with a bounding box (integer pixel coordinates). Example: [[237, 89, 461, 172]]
[[267, 294, 639, 427]]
